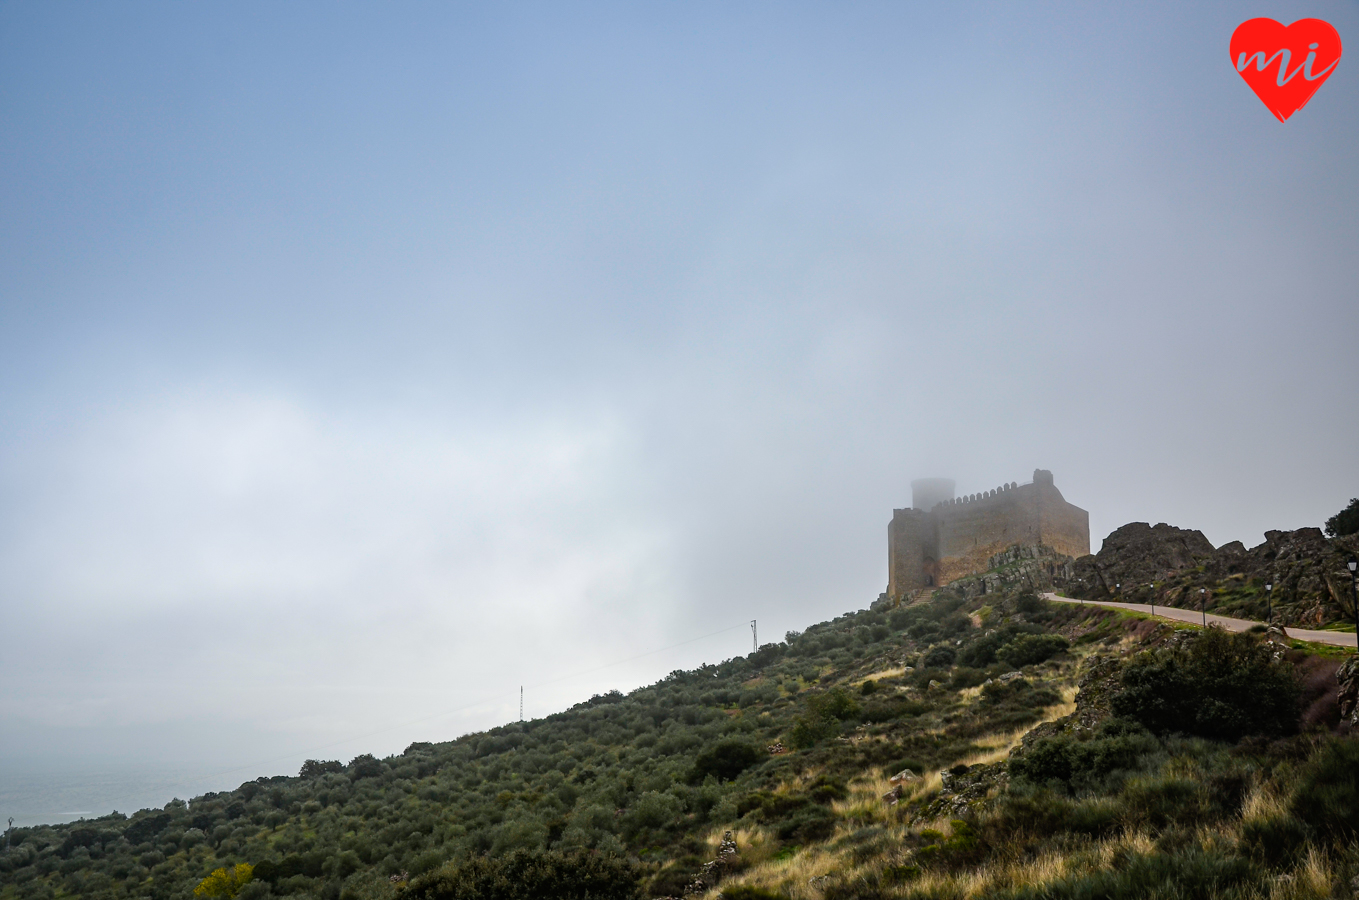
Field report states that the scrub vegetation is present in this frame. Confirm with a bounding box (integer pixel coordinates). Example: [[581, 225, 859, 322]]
[[2, 587, 1355, 900]]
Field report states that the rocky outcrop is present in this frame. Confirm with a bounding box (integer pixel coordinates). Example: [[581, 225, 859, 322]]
[[1339, 657, 1359, 728], [679, 831, 738, 898], [1067, 522, 1215, 594], [1064, 522, 1359, 630], [949, 544, 1076, 600], [1012, 655, 1122, 752]]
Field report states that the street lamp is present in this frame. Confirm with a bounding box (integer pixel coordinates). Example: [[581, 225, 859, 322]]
[[1200, 587, 1207, 627], [1348, 557, 1357, 653], [1149, 584, 1155, 618], [1265, 580, 1273, 626]]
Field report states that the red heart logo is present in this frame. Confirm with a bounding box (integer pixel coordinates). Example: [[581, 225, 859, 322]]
[[1231, 18, 1342, 121]]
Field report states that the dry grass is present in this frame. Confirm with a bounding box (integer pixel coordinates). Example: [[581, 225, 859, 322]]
[[1241, 779, 1289, 822], [856, 667, 908, 685], [701, 686, 1086, 899]]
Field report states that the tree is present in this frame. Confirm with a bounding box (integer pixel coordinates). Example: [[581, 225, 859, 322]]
[[194, 863, 254, 899], [1325, 498, 1359, 537], [406, 849, 640, 900], [298, 759, 343, 779], [1111, 629, 1299, 741], [688, 741, 764, 783]]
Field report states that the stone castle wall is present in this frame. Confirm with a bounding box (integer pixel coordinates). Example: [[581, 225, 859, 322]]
[[888, 470, 1089, 597]]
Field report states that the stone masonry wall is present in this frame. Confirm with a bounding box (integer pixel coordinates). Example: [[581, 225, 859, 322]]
[[888, 471, 1090, 596]]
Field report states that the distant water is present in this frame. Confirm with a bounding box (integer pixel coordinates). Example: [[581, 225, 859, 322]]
[[0, 766, 261, 829]]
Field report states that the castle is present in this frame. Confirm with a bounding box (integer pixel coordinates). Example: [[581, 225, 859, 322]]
[[887, 469, 1090, 597]]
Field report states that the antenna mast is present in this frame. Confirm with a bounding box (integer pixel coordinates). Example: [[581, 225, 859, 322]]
[[519, 686, 523, 722]]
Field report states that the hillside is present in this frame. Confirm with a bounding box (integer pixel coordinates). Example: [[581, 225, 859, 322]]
[[3, 578, 1358, 900], [1066, 523, 1359, 630]]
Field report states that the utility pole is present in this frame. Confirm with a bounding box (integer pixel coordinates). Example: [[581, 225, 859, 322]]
[[519, 686, 523, 723], [751, 620, 757, 653]]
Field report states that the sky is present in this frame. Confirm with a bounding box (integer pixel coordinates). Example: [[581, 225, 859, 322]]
[[2, 1, 1357, 822]]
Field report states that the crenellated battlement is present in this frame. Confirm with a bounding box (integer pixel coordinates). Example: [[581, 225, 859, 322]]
[[887, 469, 1089, 597], [933, 481, 1020, 508]]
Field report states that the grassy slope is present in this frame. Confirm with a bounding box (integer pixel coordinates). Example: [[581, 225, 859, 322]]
[[2, 584, 1354, 900]]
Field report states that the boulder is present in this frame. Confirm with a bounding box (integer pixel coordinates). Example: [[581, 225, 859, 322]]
[[1339, 657, 1359, 728]]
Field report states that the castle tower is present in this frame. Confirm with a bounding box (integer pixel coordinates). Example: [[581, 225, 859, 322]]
[[911, 478, 955, 511], [887, 469, 1090, 598]]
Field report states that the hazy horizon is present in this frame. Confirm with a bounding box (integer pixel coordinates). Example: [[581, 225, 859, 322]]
[[2, 1, 1357, 826]]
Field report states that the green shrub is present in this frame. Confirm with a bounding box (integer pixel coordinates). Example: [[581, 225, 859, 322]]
[[859, 679, 878, 696], [787, 713, 839, 749], [1111, 629, 1299, 741], [789, 688, 860, 748], [806, 688, 860, 721], [922, 645, 956, 668], [997, 634, 1069, 668], [1239, 815, 1306, 869], [912, 819, 984, 871], [719, 886, 790, 900], [689, 741, 765, 784], [406, 849, 641, 900], [772, 804, 837, 843], [1290, 737, 1359, 842], [806, 776, 848, 804], [1120, 778, 1216, 829], [1009, 719, 1157, 793], [993, 850, 1258, 900]]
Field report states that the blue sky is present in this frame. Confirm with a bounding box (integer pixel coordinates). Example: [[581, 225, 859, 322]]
[[1, 1, 1357, 817]]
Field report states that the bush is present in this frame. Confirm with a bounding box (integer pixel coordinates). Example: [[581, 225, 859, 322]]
[[997, 634, 1069, 668], [1120, 778, 1215, 829], [719, 886, 790, 900], [772, 804, 836, 843], [958, 625, 1045, 667], [406, 849, 641, 900], [911, 820, 983, 871], [921, 645, 956, 668], [806, 688, 859, 721], [1008, 719, 1158, 793], [689, 741, 764, 784], [1111, 629, 1299, 741], [787, 714, 839, 749], [993, 850, 1257, 900], [1290, 737, 1359, 841], [194, 863, 255, 899], [1239, 815, 1306, 869]]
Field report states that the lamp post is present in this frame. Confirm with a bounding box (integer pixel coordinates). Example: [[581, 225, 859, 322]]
[[1265, 581, 1273, 626], [1149, 585, 1155, 618], [1348, 557, 1357, 653], [1200, 587, 1207, 627]]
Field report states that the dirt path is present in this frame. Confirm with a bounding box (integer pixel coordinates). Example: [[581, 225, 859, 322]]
[[1041, 593, 1357, 649]]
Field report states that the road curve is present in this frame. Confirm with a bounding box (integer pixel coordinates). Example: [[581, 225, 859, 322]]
[[1041, 593, 1357, 649]]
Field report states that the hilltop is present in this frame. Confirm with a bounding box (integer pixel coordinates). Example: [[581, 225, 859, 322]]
[[3, 567, 1358, 900]]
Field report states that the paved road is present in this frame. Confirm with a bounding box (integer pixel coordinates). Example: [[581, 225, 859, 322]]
[[1041, 593, 1357, 649]]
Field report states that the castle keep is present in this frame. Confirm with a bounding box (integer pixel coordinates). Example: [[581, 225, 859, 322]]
[[887, 469, 1090, 597]]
